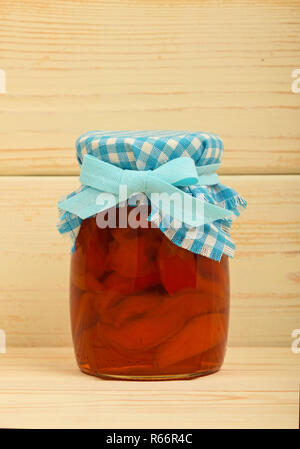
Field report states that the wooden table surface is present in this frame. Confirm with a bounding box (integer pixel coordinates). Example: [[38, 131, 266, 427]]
[[0, 347, 298, 429]]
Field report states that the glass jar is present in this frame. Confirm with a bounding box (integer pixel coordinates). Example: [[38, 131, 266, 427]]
[[70, 206, 229, 380]]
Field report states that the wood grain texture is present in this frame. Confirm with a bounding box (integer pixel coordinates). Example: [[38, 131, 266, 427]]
[[0, 347, 298, 429], [0, 175, 299, 348], [1, 0, 300, 175]]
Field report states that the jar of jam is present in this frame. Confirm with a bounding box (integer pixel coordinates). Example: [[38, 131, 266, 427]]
[[58, 130, 246, 381], [70, 206, 229, 380]]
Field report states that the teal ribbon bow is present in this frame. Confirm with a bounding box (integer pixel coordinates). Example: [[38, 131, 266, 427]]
[[58, 155, 233, 226]]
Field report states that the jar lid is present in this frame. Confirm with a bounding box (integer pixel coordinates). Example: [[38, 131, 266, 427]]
[[76, 130, 224, 170], [58, 130, 246, 261]]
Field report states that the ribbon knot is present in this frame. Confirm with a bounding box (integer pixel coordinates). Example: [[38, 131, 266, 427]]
[[121, 169, 150, 195], [58, 154, 233, 226]]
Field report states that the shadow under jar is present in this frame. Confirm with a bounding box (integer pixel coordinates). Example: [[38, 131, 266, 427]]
[[70, 207, 230, 380]]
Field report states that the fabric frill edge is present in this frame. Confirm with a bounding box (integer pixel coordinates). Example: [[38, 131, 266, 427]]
[[150, 192, 247, 262]]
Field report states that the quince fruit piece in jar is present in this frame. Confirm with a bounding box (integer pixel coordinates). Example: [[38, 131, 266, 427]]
[[156, 312, 227, 368], [158, 237, 197, 294], [71, 217, 110, 290], [70, 292, 99, 340], [97, 293, 185, 352], [100, 292, 163, 327], [97, 288, 221, 353], [102, 270, 160, 297], [106, 230, 160, 278], [196, 253, 228, 284]]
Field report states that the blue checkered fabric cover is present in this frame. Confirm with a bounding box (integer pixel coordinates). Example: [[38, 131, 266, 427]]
[[58, 130, 246, 261]]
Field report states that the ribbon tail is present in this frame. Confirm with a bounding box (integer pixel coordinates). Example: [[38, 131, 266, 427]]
[[57, 187, 119, 220], [202, 200, 233, 224], [147, 177, 233, 227]]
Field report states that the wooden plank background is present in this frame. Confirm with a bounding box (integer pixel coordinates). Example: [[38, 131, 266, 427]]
[[0, 0, 299, 348], [1, 0, 300, 175]]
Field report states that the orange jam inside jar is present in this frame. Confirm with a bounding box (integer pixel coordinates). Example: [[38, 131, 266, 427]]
[[70, 206, 230, 380]]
